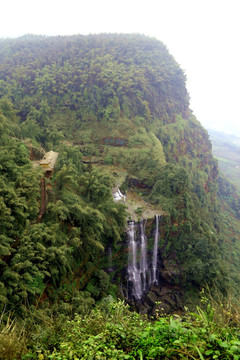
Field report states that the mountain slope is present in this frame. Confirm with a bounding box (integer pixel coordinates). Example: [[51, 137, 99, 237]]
[[0, 34, 239, 314], [208, 129, 240, 192]]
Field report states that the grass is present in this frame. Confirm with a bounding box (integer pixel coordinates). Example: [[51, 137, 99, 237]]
[[1, 292, 240, 359], [0, 313, 27, 360]]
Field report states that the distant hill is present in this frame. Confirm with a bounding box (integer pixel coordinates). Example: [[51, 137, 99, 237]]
[[208, 129, 240, 192]]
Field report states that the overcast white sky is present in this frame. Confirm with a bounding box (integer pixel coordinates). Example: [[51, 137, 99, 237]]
[[1, 0, 240, 136]]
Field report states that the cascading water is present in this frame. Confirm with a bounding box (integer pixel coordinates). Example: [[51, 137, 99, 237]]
[[127, 215, 161, 300], [152, 215, 160, 284], [128, 221, 142, 299], [140, 219, 148, 291]]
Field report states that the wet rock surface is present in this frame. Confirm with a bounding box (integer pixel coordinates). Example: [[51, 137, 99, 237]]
[[139, 282, 184, 316]]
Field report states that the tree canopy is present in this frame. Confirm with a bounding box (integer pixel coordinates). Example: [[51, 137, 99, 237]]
[[0, 34, 239, 316]]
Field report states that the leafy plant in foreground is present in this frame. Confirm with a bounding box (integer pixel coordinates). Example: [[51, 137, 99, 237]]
[[20, 297, 240, 360]]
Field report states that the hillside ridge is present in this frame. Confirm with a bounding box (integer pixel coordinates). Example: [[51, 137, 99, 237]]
[[0, 34, 239, 317]]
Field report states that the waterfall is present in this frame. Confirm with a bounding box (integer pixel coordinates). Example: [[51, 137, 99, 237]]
[[152, 215, 160, 284], [140, 219, 148, 291], [127, 215, 161, 300], [127, 221, 142, 299]]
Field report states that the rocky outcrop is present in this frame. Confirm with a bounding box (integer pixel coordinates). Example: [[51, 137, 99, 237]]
[[144, 283, 184, 315], [129, 281, 184, 316]]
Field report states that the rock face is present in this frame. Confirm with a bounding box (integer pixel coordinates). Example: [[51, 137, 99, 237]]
[[143, 283, 184, 316], [127, 280, 184, 316]]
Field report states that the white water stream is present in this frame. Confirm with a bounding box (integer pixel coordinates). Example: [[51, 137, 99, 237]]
[[152, 215, 160, 284], [140, 219, 148, 291], [127, 215, 161, 300], [128, 221, 142, 299]]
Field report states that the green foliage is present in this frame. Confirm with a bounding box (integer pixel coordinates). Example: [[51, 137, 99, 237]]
[[0, 33, 240, 321], [0, 101, 126, 314], [0, 314, 27, 360], [14, 298, 240, 360], [0, 34, 189, 143], [79, 168, 112, 203], [20, 118, 43, 142]]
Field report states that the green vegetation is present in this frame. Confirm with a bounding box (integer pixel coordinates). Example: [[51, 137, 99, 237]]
[[0, 98, 126, 317], [1, 296, 240, 359], [0, 33, 240, 359]]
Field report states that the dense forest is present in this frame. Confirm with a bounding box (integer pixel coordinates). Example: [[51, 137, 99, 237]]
[[0, 34, 240, 359]]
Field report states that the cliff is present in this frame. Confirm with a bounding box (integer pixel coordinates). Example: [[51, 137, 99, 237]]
[[0, 34, 239, 314]]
